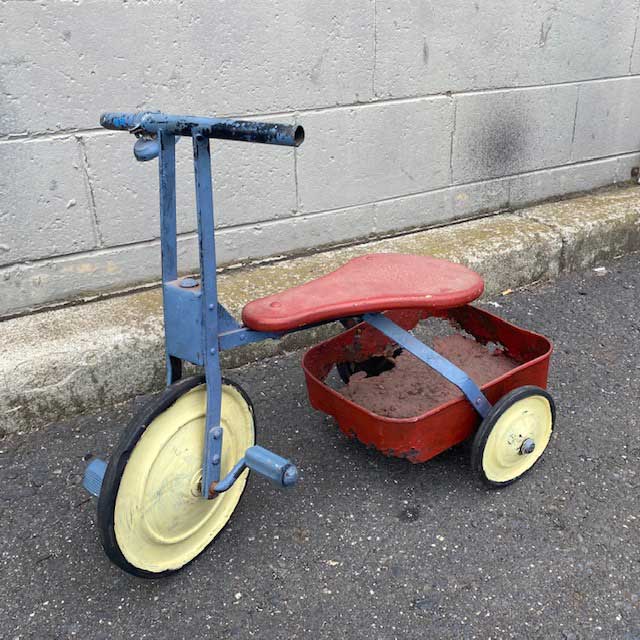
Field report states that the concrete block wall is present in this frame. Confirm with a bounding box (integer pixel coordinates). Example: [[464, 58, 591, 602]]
[[2, 0, 640, 317]]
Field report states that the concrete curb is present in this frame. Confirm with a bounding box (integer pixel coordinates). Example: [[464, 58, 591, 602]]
[[2, 184, 640, 436]]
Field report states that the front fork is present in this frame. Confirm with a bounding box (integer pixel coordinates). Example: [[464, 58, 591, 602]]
[[194, 130, 298, 500]]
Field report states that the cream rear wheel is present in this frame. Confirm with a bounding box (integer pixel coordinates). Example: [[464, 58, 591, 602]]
[[97, 376, 255, 577], [471, 386, 555, 488]]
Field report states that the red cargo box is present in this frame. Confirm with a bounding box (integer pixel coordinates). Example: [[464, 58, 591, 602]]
[[302, 305, 553, 463]]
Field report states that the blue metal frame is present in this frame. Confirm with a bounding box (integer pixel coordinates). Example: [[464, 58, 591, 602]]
[[86, 110, 492, 503], [158, 130, 183, 384]]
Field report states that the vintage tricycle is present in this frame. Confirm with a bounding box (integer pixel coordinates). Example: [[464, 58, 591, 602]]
[[83, 111, 555, 578]]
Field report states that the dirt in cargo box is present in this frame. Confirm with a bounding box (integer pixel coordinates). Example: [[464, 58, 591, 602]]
[[338, 334, 519, 419]]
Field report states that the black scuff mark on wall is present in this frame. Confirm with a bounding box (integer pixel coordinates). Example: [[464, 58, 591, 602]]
[[470, 110, 530, 180]]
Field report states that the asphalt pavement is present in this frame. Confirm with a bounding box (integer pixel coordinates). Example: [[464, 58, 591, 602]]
[[1, 253, 639, 640]]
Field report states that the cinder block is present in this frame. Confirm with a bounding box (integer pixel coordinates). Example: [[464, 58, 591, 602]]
[[452, 85, 578, 183], [0, 235, 200, 317], [630, 29, 640, 73], [296, 98, 453, 213], [0, 137, 95, 267], [509, 157, 620, 208], [82, 130, 296, 247], [374, 0, 637, 98], [0, 0, 373, 135], [216, 208, 377, 264], [572, 77, 640, 162], [369, 178, 509, 232]]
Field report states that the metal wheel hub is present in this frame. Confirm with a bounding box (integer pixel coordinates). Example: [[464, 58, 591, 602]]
[[520, 438, 536, 455]]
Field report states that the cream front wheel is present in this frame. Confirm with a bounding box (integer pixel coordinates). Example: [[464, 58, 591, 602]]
[[97, 376, 255, 577], [471, 386, 555, 488]]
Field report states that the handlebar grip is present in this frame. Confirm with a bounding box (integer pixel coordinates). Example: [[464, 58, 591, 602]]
[[100, 112, 142, 131], [185, 119, 304, 147]]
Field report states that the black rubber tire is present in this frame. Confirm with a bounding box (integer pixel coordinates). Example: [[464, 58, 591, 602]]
[[470, 385, 555, 489], [96, 375, 255, 579]]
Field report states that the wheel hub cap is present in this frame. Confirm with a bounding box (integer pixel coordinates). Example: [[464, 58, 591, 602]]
[[520, 438, 536, 455]]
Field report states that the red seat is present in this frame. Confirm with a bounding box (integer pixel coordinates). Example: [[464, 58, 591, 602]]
[[241, 253, 484, 332]]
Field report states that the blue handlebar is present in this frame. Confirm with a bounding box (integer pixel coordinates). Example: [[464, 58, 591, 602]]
[[100, 111, 304, 147]]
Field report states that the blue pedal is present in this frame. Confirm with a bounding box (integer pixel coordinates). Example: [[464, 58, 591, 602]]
[[245, 446, 299, 488], [83, 458, 108, 497]]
